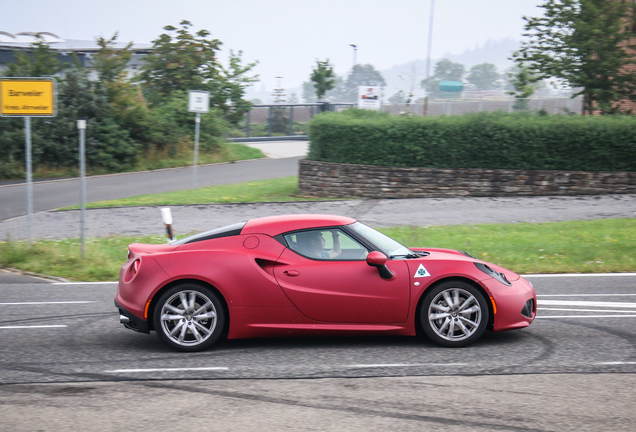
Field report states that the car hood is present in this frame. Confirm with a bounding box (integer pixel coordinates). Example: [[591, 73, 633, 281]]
[[411, 247, 521, 282]]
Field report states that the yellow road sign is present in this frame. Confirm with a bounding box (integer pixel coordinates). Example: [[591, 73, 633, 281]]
[[0, 78, 56, 117]]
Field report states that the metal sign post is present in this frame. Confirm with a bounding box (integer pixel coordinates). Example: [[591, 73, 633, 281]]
[[0, 77, 57, 246], [193, 112, 201, 188], [188, 90, 210, 188], [77, 120, 87, 258], [24, 116, 33, 246]]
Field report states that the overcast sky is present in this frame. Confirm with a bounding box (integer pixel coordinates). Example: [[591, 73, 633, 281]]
[[1, 0, 544, 91]]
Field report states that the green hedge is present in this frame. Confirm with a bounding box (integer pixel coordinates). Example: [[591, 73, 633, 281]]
[[307, 110, 636, 171]]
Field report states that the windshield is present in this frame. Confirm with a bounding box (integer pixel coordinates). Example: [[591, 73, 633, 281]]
[[348, 222, 413, 258]]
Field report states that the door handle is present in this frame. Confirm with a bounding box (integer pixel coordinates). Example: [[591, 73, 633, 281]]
[[284, 270, 300, 277]]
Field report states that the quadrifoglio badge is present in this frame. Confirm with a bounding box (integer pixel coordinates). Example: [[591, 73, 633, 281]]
[[414, 264, 431, 278]]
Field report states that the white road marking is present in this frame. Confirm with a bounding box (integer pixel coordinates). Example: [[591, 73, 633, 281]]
[[525, 273, 636, 278], [541, 308, 636, 313], [52, 282, 118, 285], [536, 315, 636, 319], [347, 363, 467, 368], [106, 367, 229, 373], [538, 300, 636, 308], [538, 294, 636, 297], [0, 325, 67, 329], [0, 301, 94, 306], [537, 298, 636, 319], [596, 362, 636, 365]]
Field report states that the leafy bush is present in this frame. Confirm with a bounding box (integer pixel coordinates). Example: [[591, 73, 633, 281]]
[[146, 91, 227, 154], [308, 110, 636, 171]]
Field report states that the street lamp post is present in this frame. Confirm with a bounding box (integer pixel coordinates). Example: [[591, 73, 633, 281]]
[[424, 0, 436, 116], [349, 44, 357, 68]]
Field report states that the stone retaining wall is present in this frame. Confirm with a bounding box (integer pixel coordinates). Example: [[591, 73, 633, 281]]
[[298, 160, 636, 198]]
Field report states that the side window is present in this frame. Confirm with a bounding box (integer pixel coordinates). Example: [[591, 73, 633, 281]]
[[284, 229, 368, 260]]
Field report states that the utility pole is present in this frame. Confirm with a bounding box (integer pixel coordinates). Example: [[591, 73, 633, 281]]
[[424, 0, 436, 116], [78, 120, 87, 258], [349, 44, 358, 69]]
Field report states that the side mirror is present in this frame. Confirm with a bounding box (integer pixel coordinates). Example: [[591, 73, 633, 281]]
[[366, 251, 394, 279]]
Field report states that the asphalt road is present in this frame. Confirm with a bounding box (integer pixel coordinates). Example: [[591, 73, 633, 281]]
[[0, 273, 635, 430]]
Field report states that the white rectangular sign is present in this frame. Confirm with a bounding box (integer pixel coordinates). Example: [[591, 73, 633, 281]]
[[357, 86, 381, 110], [188, 90, 210, 113]]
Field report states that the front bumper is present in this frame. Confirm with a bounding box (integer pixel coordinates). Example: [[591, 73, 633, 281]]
[[490, 276, 536, 332]]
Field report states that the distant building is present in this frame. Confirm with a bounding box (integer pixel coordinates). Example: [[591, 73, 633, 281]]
[[0, 31, 152, 78]]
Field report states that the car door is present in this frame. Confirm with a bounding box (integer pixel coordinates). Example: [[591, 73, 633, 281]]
[[273, 228, 410, 323]]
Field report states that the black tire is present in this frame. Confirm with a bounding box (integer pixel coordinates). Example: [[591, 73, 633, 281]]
[[420, 280, 489, 347], [153, 283, 225, 352]]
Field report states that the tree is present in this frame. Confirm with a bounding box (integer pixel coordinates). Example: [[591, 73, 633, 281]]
[[92, 33, 133, 85], [303, 76, 347, 102], [270, 76, 288, 133], [271, 76, 287, 104], [431, 58, 465, 82], [92, 33, 153, 146], [3, 37, 65, 77], [344, 64, 386, 102], [517, 0, 636, 114], [45, 62, 140, 170], [137, 20, 222, 100], [506, 63, 538, 111], [137, 21, 257, 125], [466, 63, 500, 90], [310, 59, 336, 100], [421, 58, 465, 99], [210, 49, 259, 125], [302, 80, 317, 103], [388, 90, 407, 104]]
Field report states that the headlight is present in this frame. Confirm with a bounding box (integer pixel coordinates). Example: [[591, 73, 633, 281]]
[[474, 262, 511, 286]]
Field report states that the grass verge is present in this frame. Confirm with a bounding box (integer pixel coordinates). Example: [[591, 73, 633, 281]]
[[1, 219, 634, 281], [2, 142, 264, 181], [130, 141, 264, 172], [62, 176, 327, 209]]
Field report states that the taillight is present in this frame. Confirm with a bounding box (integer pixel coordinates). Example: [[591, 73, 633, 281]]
[[132, 259, 141, 276], [124, 257, 141, 283]]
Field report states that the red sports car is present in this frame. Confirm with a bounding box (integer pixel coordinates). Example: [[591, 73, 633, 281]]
[[115, 214, 536, 352]]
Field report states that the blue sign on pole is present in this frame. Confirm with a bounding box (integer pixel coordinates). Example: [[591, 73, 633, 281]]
[[439, 81, 463, 92]]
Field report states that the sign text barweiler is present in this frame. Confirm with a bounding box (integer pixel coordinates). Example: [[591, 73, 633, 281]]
[[0, 78, 57, 117]]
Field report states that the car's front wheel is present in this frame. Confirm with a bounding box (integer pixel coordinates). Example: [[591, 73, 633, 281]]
[[153, 283, 225, 352], [420, 281, 489, 347]]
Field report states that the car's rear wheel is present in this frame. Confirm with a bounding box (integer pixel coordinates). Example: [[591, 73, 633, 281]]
[[153, 283, 225, 352], [420, 281, 489, 347]]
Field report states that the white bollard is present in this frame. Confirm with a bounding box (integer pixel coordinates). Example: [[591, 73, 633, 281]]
[[161, 207, 175, 242]]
